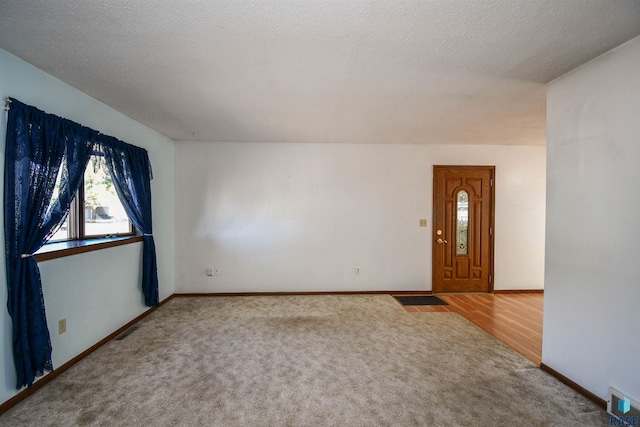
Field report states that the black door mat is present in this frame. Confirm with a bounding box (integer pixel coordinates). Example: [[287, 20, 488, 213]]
[[393, 295, 448, 306]]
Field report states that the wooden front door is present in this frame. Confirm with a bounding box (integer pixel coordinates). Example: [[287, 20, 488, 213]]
[[432, 166, 494, 293]]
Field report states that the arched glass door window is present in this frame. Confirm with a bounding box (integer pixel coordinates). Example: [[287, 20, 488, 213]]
[[456, 190, 469, 255]]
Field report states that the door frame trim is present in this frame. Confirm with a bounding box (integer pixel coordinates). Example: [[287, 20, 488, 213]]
[[432, 165, 496, 293]]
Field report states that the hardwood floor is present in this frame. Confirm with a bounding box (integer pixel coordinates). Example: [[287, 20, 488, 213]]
[[396, 293, 543, 365]]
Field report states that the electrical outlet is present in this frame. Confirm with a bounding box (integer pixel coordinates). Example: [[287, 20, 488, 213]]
[[214, 268, 220, 277], [354, 267, 361, 275], [419, 219, 427, 227], [206, 268, 213, 277], [58, 318, 67, 335]]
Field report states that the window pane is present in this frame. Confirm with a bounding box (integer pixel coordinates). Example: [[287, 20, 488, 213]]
[[49, 217, 69, 241], [48, 167, 70, 242], [84, 156, 131, 237], [456, 190, 469, 255]]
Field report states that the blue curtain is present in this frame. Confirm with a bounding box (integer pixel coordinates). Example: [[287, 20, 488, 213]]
[[101, 138, 159, 307], [4, 99, 96, 388], [4, 99, 158, 388]]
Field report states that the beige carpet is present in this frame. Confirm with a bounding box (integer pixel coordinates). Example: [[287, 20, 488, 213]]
[[0, 295, 607, 426]]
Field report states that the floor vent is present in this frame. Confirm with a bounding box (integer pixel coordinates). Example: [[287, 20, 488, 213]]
[[115, 326, 139, 341], [608, 387, 640, 420]]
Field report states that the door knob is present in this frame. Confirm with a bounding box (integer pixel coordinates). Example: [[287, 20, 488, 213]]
[[437, 238, 448, 244]]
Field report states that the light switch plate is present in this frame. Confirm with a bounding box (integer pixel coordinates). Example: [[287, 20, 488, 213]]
[[419, 219, 427, 227]]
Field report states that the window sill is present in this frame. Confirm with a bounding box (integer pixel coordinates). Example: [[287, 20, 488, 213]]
[[34, 236, 144, 262]]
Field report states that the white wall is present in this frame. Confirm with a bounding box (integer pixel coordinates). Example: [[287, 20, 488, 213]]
[[0, 49, 175, 405], [543, 36, 640, 401], [175, 142, 545, 293]]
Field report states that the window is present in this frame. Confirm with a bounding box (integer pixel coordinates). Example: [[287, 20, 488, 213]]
[[456, 190, 469, 255], [49, 155, 134, 242]]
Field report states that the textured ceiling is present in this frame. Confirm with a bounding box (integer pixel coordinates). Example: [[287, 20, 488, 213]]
[[1, 1, 640, 145]]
